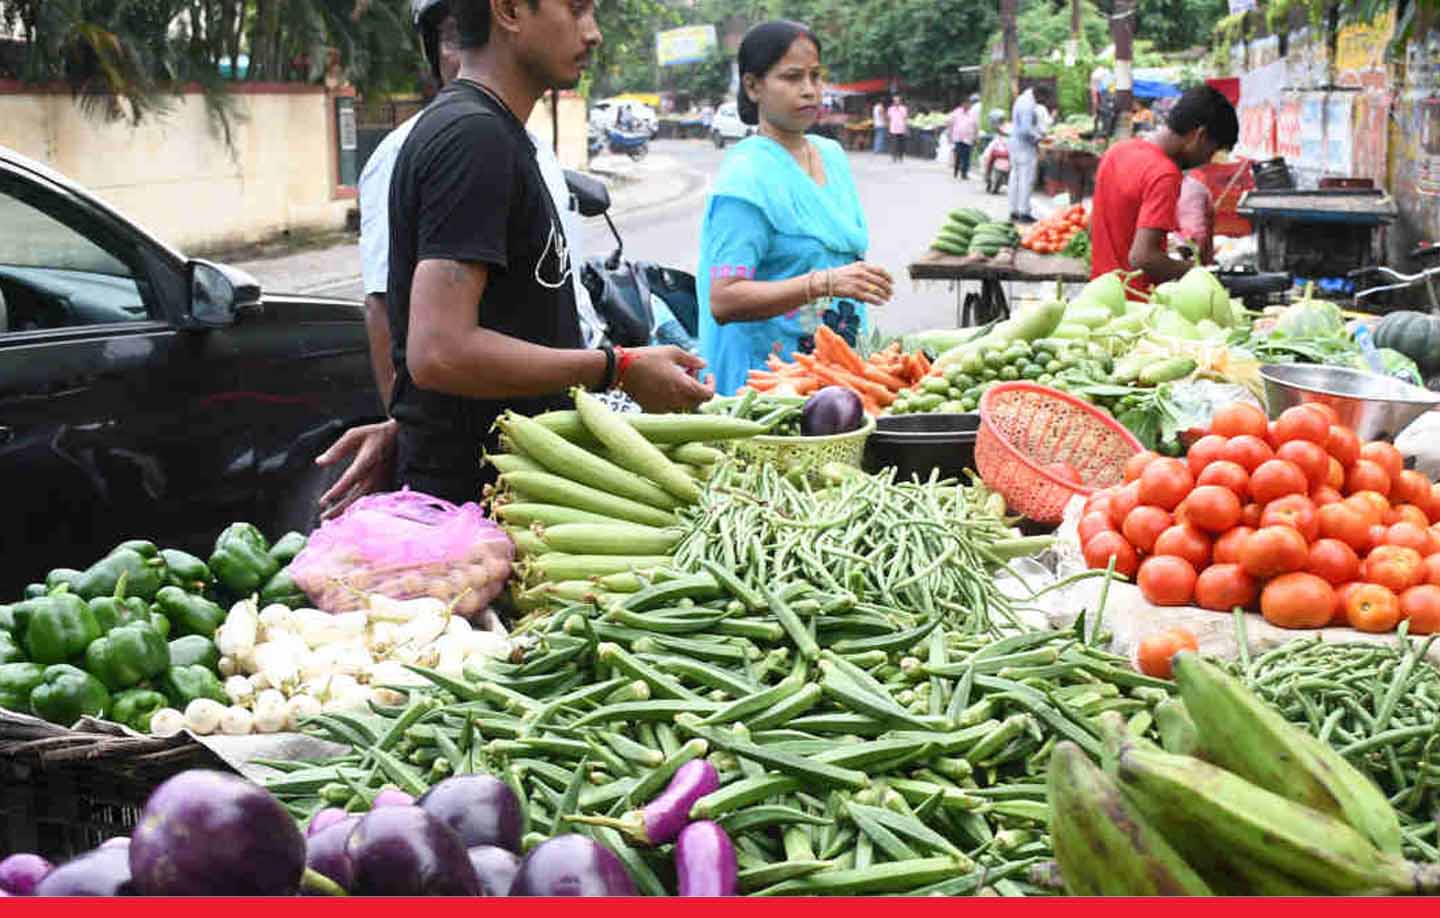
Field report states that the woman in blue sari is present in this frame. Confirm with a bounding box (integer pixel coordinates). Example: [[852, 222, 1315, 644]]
[[698, 21, 894, 396]]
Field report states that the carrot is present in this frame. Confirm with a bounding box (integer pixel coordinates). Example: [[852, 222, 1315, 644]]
[[861, 364, 906, 391], [815, 326, 866, 376], [748, 377, 778, 391]]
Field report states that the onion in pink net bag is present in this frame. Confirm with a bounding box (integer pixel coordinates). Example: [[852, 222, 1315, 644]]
[[289, 489, 513, 619]]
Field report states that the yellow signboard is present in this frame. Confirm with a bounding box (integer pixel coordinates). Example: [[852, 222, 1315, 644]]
[[1335, 9, 1394, 88], [656, 25, 718, 67]]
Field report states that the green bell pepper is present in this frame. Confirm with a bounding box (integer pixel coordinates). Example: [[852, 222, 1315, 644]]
[[112, 539, 159, 559], [0, 631, 23, 665], [160, 549, 213, 592], [209, 522, 279, 596], [85, 620, 169, 690], [45, 568, 83, 592], [148, 611, 172, 640], [22, 583, 46, 600], [30, 664, 110, 725], [268, 532, 307, 567], [168, 635, 220, 671], [86, 573, 150, 635], [18, 589, 100, 665], [0, 662, 46, 713], [259, 569, 307, 609], [153, 586, 225, 639], [72, 548, 166, 601], [159, 664, 227, 708], [111, 688, 168, 733]]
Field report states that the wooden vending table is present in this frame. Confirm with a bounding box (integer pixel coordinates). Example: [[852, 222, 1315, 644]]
[[908, 249, 1092, 326]]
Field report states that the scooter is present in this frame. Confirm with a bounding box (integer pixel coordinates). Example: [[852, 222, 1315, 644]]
[[564, 169, 698, 352], [980, 132, 1011, 196], [606, 127, 650, 161]]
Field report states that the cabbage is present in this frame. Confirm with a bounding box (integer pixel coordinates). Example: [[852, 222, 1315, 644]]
[[1272, 298, 1345, 341]]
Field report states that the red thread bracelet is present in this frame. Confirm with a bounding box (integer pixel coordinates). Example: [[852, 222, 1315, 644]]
[[614, 345, 637, 388]]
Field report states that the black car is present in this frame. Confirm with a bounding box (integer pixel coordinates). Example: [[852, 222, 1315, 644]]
[[0, 145, 379, 598]]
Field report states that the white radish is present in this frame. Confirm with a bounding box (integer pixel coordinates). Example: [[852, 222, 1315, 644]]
[[252, 699, 288, 733], [183, 698, 226, 735], [150, 708, 186, 737], [224, 675, 255, 706], [219, 706, 254, 735], [286, 694, 322, 729]]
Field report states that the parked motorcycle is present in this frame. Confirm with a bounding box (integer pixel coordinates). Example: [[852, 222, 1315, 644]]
[[980, 132, 1011, 196], [587, 123, 604, 158], [564, 169, 698, 352], [606, 127, 651, 161]]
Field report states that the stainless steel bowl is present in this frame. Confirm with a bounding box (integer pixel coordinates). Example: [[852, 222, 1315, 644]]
[[1259, 363, 1440, 441]]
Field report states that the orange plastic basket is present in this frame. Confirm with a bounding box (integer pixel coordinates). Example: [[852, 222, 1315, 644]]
[[976, 383, 1145, 525]]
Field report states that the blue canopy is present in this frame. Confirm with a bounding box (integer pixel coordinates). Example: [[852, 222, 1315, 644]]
[[1132, 77, 1182, 99]]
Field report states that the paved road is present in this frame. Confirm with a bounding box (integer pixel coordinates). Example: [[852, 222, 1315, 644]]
[[239, 138, 1058, 336]]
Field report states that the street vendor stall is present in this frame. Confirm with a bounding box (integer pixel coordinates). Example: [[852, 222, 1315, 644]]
[[909, 248, 1091, 326]]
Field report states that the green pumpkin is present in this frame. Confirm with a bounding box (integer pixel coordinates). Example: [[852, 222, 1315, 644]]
[[1373, 311, 1440, 376]]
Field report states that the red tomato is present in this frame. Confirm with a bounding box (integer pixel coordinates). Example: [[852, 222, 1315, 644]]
[[1210, 403, 1269, 439], [1261, 494, 1319, 543], [1318, 502, 1371, 552], [1312, 485, 1344, 507], [1385, 521, 1432, 554], [1394, 470, 1432, 508], [1187, 435, 1229, 478], [1124, 450, 1160, 483], [1181, 485, 1243, 534], [1423, 551, 1440, 586], [1241, 503, 1263, 528], [1219, 435, 1275, 473], [1240, 525, 1309, 579], [1083, 488, 1115, 516], [1196, 460, 1249, 496], [1306, 538, 1360, 585], [1363, 545, 1425, 594], [1261, 572, 1335, 629], [1108, 480, 1143, 529], [1153, 523, 1212, 570], [1135, 627, 1200, 679], [1249, 459, 1308, 505], [1347, 583, 1401, 633], [1400, 584, 1440, 635], [1327, 457, 1345, 490], [1360, 441, 1404, 484], [1265, 421, 1282, 451], [1430, 483, 1440, 524], [1334, 581, 1364, 625], [1078, 511, 1116, 546], [1274, 405, 1330, 444], [1083, 530, 1139, 577], [1138, 459, 1193, 512], [1194, 563, 1259, 611], [1213, 526, 1255, 565], [1276, 440, 1330, 490], [1137, 556, 1198, 606], [1326, 425, 1361, 468], [1346, 460, 1392, 498], [1304, 403, 1341, 425], [1390, 503, 1431, 531], [1122, 505, 1173, 554], [1345, 491, 1390, 527]]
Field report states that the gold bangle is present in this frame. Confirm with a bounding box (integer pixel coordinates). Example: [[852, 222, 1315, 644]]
[[826, 269, 834, 299], [805, 271, 815, 303]]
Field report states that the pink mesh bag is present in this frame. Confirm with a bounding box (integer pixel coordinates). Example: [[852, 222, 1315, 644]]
[[288, 488, 513, 618]]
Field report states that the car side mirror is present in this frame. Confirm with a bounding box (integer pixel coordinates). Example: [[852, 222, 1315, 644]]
[[565, 169, 611, 218], [188, 260, 262, 326]]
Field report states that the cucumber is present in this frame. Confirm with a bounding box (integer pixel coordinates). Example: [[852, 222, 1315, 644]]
[[1138, 356, 1198, 385]]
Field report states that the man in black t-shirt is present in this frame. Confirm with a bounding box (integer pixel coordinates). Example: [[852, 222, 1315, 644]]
[[380, 0, 711, 504]]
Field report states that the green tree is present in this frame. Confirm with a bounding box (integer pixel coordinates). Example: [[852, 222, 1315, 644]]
[[1133, 0, 1228, 52], [663, 47, 732, 104], [1015, 0, 1110, 56], [590, 0, 682, 96]]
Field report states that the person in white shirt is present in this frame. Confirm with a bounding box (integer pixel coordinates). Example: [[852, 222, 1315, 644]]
[[872, 99, 886, 154], [317, 0, 605, 517]]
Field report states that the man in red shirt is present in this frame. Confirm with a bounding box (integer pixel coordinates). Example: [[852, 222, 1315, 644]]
[[1089, 86, 1238, 288]]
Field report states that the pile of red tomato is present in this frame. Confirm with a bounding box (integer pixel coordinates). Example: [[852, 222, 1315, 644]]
[[1079, 401, 1440, 634]]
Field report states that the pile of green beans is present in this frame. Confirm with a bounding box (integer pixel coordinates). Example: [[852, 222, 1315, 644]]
[[267, 571, 1179, 896], [671, 462, 1051, 636], [1229, 614, 1440, 858]]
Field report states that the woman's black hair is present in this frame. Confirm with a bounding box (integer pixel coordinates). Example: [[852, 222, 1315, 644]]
[[737, 20, 822, 126]]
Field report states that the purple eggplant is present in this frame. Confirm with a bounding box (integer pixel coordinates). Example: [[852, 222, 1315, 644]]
[[129, 768, 306, 896], [802, 386, 865, 436], [511, 835, 636, 897], [569, 758, 719, 846], [418, 775, 524, 852], [372, 788, 415, 808], [345, 804, 480, 896], [0, 853, 53, 895], [307, 807, 350, 837], [674, 821, 738, 896], [304, 814, 361, 892], [468, 845, 521, 896], [33, 847, 132, 897]]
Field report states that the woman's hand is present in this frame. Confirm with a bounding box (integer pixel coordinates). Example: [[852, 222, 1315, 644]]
[[823, 262, 894, 305]]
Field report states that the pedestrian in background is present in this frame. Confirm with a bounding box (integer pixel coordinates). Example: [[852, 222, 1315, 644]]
[[697, 21, 893, 394], [948, 92, 979, 180], [1008, 84, 1046, 223], [887, 94, 909, 162], [872, 97, 886, 153]]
